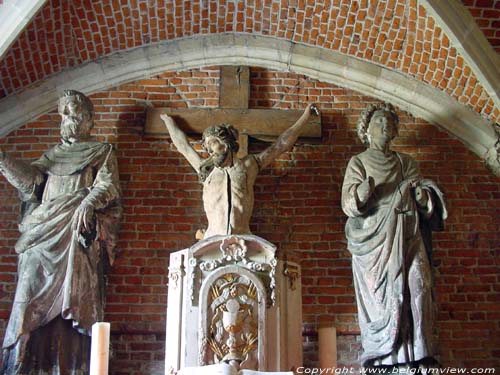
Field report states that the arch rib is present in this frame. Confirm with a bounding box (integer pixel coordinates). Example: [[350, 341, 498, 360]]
[[0, 34, 497, 174]]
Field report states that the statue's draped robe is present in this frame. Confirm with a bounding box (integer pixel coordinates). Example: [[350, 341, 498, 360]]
[[342, 149, 446, 366], [202, 155, 259, 238], [1, 141, 121, 374]]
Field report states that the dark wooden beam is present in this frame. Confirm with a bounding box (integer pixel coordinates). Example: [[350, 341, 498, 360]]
[[219, 66, 250, 109], [145, 66, 322, 146], [144, 107, 321, 141]]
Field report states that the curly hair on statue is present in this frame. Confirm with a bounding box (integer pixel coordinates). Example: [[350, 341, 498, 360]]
[[58, 89, 95, 115], [201, 124, 239, 154], [357, 102, 399, 145]]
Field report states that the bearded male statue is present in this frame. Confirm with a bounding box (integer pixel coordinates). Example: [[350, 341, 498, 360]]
[[0, 90, 121, 374], [161, 104, 318, 239], [341, 103, 447, 370]]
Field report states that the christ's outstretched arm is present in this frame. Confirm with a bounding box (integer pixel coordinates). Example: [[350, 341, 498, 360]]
[[256, 104, 319, 170], [161, 114, 203, 173]]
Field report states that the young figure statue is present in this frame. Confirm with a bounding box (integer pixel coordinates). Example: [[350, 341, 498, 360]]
[[0, 90, 121, 374], [341, 103, 447, 369], [161, 104, 318, 239]]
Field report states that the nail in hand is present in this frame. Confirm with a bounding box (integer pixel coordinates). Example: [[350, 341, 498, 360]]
[[310, 104, 320, 116]]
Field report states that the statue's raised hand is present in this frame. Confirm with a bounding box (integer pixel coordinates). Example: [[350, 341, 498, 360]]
[[409, 179, 429, 208], [414, 185, 429, 207], [357, 176, 375, 206]]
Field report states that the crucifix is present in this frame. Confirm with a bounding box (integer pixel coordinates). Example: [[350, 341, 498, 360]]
[[144, 66, 321, 157], [145, 66, 322, 240]]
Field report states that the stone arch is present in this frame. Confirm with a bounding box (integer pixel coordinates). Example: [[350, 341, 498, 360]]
[[0, 34, 497, 173]]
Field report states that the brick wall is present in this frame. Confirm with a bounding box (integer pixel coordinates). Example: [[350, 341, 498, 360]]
[[462, 0, 500, 52], [0, 0, 499, 123], [0, 67, 499, 374]]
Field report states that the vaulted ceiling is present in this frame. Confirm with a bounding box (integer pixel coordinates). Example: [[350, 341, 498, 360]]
[[0, 0, 499, 173]]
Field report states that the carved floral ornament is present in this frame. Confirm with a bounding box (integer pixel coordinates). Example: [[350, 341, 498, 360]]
[[190, 237, 278, 306], [197, 237, 272, 273], [220, 237, 248, 262]]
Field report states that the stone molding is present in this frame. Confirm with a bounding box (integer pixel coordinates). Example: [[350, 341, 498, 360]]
[[0, 33, 498, 174], [420, 0, 500, 109], [0, 0, 47, 60]]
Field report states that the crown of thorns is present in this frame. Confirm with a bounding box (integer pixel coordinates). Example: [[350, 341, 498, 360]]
[[202, 124, 239, 153]]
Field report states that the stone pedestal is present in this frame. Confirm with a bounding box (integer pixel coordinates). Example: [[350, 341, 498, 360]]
[[165, 235, 302, 374]]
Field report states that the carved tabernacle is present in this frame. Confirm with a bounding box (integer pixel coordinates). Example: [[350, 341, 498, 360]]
[[165, 235, 302, 374]]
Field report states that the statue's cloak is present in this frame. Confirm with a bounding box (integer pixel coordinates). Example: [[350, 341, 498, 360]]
[[342, 149, 447, 366], [3, 141, 121, 350]]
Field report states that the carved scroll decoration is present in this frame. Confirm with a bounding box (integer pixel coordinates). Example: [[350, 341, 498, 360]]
[[283, 263, 300, 291], [197, 237, 277, 306], [168, 263, 185, 290]]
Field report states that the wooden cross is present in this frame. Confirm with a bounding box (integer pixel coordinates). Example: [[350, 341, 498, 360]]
[[145, 66, 321, 157]]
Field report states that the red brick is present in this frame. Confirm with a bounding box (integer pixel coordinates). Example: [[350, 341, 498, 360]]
[[0, 67, 498, 372]]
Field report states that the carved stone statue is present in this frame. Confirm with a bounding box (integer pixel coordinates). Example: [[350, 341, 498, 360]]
[[341, 103, 447, 368], [0, 90, 121, 374], [161, 104, 317, 239]]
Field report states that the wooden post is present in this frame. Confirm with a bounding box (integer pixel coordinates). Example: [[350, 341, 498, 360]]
[[144, 66, 322, 145], [219, 66, 250, 109], [220, 66, 250, 158]]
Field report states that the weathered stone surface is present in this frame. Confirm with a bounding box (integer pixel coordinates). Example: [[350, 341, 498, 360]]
[[0, 90, 121, 374], [341, 103, 447, 368], [161, 102, 316, 239]]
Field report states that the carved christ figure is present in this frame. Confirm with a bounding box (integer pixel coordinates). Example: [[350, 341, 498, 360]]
[[161, 104, 317, 239], [0, 90, 121, 374], [341, 103, 447, 368]]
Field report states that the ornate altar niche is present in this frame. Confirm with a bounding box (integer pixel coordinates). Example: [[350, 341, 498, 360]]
[[165, 235, 302, 374]]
